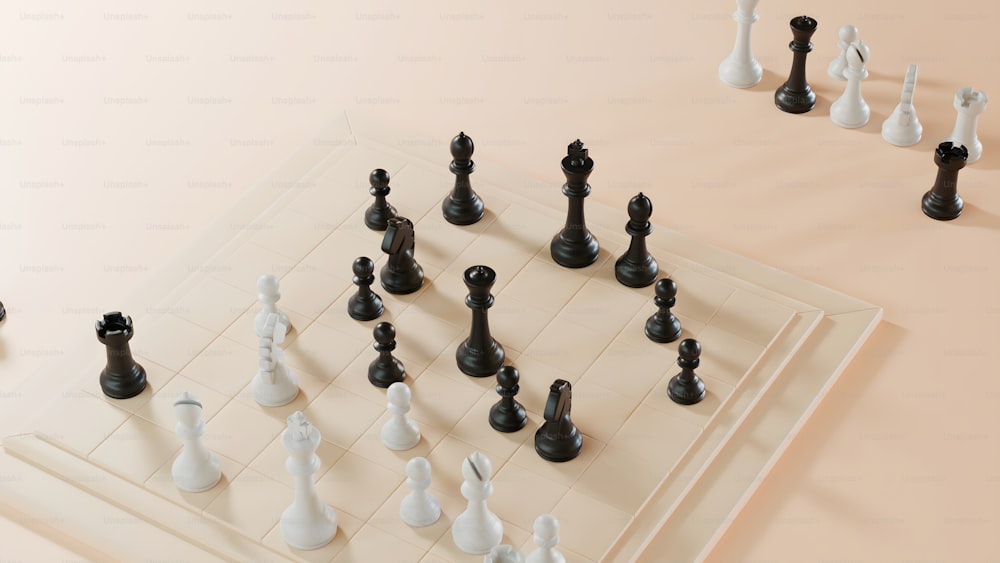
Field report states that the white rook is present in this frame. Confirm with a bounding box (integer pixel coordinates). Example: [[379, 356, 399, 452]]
[[718, 0, 762, 88], [945, 87, 988, 164]]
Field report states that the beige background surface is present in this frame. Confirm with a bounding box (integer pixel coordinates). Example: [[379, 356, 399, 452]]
[[0, 0, 997, 560]]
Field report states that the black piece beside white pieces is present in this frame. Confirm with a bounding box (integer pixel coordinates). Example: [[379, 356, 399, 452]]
[[380, 216, 424, 295], [364, 168, 397, 231], [489, 366, 528, 433], [775, 15, 818, 114], [644, 278, 682, 343], [550, 140, 599, 269], [922, 142, 968, 221], [668, 339, 706, 405], [96, 311, 147, 399], [347, 256, 384, 321], [442, 131, 485, 225], [368, 321, 406, 388], [456, 265, 505, 377], [614, 192, 658, 288], [534, 380, 582, 462]]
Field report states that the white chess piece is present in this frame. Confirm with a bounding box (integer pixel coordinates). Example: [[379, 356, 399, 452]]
[[945, 86, 988, 164], [486, 544, 525, 563], [828, 24, 859, 80], [452, 451, 503, 554], [381, 382, 420, 450], [830, 40, 870, 128], [254, 274, 290, 337], [252, 313, 298, 407], [171, 392, 222, 492], [718, 0, 762, 88], [400, 457, 441, 527], [882, 64, 923, 147], [525, 514, 565, 563], [280, 411, 337, 550]]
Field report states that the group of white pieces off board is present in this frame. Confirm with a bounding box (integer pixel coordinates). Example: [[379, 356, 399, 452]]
[[93, 131, 704, 561], [719, 0, 988, 221]]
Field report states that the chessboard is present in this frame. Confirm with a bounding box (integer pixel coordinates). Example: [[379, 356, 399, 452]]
[[1, 113, 881, 562]]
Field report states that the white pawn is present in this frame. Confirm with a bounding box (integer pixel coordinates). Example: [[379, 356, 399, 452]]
[[381, 382, 420, 450], [254, 274, 290, 337], [718, 0, 762, 88], [280, 411, 337, 550], [400, 457, 441, 527], [882, 64, 923, 147], [452, 451, 503, 554], [171, 392, 222, 492], [525, 514, 565, 563], [830, 40, 870, 128], [486, 545, 525, 563], [828, 24, 859, 80], [253, 313, 298, 407], [945, 86, 988, 164]]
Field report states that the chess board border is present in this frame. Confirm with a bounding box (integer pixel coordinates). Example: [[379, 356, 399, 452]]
[[1, 112, 881, 562]]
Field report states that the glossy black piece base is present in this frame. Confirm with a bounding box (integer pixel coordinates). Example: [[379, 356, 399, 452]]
[[0, 300, 5, 322], [534, 379, 582, 462], [442, 195, 484, 226], [775, 15, 818, 114], [668, 338, 705, 406], [348, 257, 384, 321], [615, 192, 658, 287], [774, 87, 816, 114], [364, 168, 397, 231], [368, 322, 406, 388], [96, 312, 147, 400], [550, 235, 600, 269], [380, 217, 424, 295], [489, 366, 528, 432], [921, 191, 963, 221], [645, 278, 682, 343], [922, 142, 968, 221], [457, 265, 505, 377], [456, 340, 505, 377]]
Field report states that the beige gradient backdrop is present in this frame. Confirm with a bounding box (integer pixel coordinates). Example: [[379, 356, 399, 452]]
[[1, 0, 998, 560]]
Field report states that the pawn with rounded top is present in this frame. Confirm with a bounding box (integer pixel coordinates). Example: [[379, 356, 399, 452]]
[[369, 322, 406, 388], [526, 514, 565, 563], [828, 24, 859, 80], [171, 392, 222, 492], [644, 278, 682, 343], [382, 382, 420, 450], [348, 256, 384, 321], [365, 168, 397, 230], [668, 339, 706, 405], [400, 457, 441, 527], [254, 274, 290, 338]]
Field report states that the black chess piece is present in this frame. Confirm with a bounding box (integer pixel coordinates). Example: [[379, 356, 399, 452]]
[[489, 366, 528, 433], [348, 256, 384, 321], [0, 300, 5, 322], [550, 140, 600, 268], [456, 265, 505, 377], [380, 216, 424, 294], [775, 15, 818, 114], [922, 142, 968, 221], [534, 379, 582, 462], [615, 192, 658, 288], [442, 132, 485, 225], [645, 278, 682, 343], [368, 322, 406, 388], [668, 339, 706, 405], [364, 168, 397, 231], [96, 312, 147, 399]]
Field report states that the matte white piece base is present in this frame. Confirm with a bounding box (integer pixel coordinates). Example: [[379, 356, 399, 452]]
[[881, 112, 922, 146], [400, 491, 441, 527], [527, 549, 566, 563], [280, 503, 336, 550], [171, 452, 221, 493], [830, 104, 870, 129], [452, 510, 504, 555], [252, 369, 299, 407], [381, 416, 420, 450], [718, 58, 762, 89], [488, 544, 527, 563]]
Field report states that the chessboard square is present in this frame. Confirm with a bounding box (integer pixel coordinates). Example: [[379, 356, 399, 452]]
[[204, 400, 285, 466], [489, 295, 552, 354], [91, 357, 175, 414], [247, 207, 333, 263], [172, 276, 255, 333], [283, 322, 370, 382], [178, 336, 254, 397], [409, 271, 468, 327], [34, 393, 131, 456], [449, 394, 538, 462], [407, 369, 487, 432], [509, 433, 605, 488], [368, 482, 465, 551], [411, 212, 479, 271], [317, 451, 404, 521], [576, 444, 667, 514], [524, 318, 614, 376], [134, 373, 230, 430], [248, 437, 345, 488], [696, 325, 767, 387], [303, 386, 383, 450], [89, 416, 180, 484], [204, 468, 291, 539], [568, 382, 637, 444], [328, 349, 394, 404], [278, 264, 353, 321], [644, 373, 735, 428], [611, 404, 701, 472], [486, 200, 561, 253], [146, 452, 243, 511], [668, 266, 736, 324], [490, 462, 569, 531], [348, 412, 446, 474], [391, 308, 464, 371], [300, 226, 381, 279], [581, 339, 671, 400], [132, 313, 217, 372], [390, 163, 455, 224], [427, 516, 530, 562], [330, 523, 427, 563], [559, 279, 649, 336], [551, 490, 632, 560], [207, 242, 299, 289], [709, 289, 796, 347], [261, 509, 363, 563], [501, 259, 588, 315]]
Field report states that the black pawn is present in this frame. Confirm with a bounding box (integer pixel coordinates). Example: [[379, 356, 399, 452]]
[[774, 15, 818, 114], [922, 142, 968, 221], [368, 322, 405, 388], [615, 192, 658, 287], [645, 279, 682, 343], [96, 312, 147, 399], [380, 216, 424, 295], [0, 300, 5, 322], [489, 366, 527, 433], [442, 132, 484, 225], [668, 339, 706, 405], [534, 379, 582, 462], [348, 256, 384, 321], [364, 168, 397, 231], [550, 140, 600, 268], [456, 265, 505, 377]]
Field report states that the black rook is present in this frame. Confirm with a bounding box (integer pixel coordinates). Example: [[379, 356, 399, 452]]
[[96, 312, 147, 399]]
